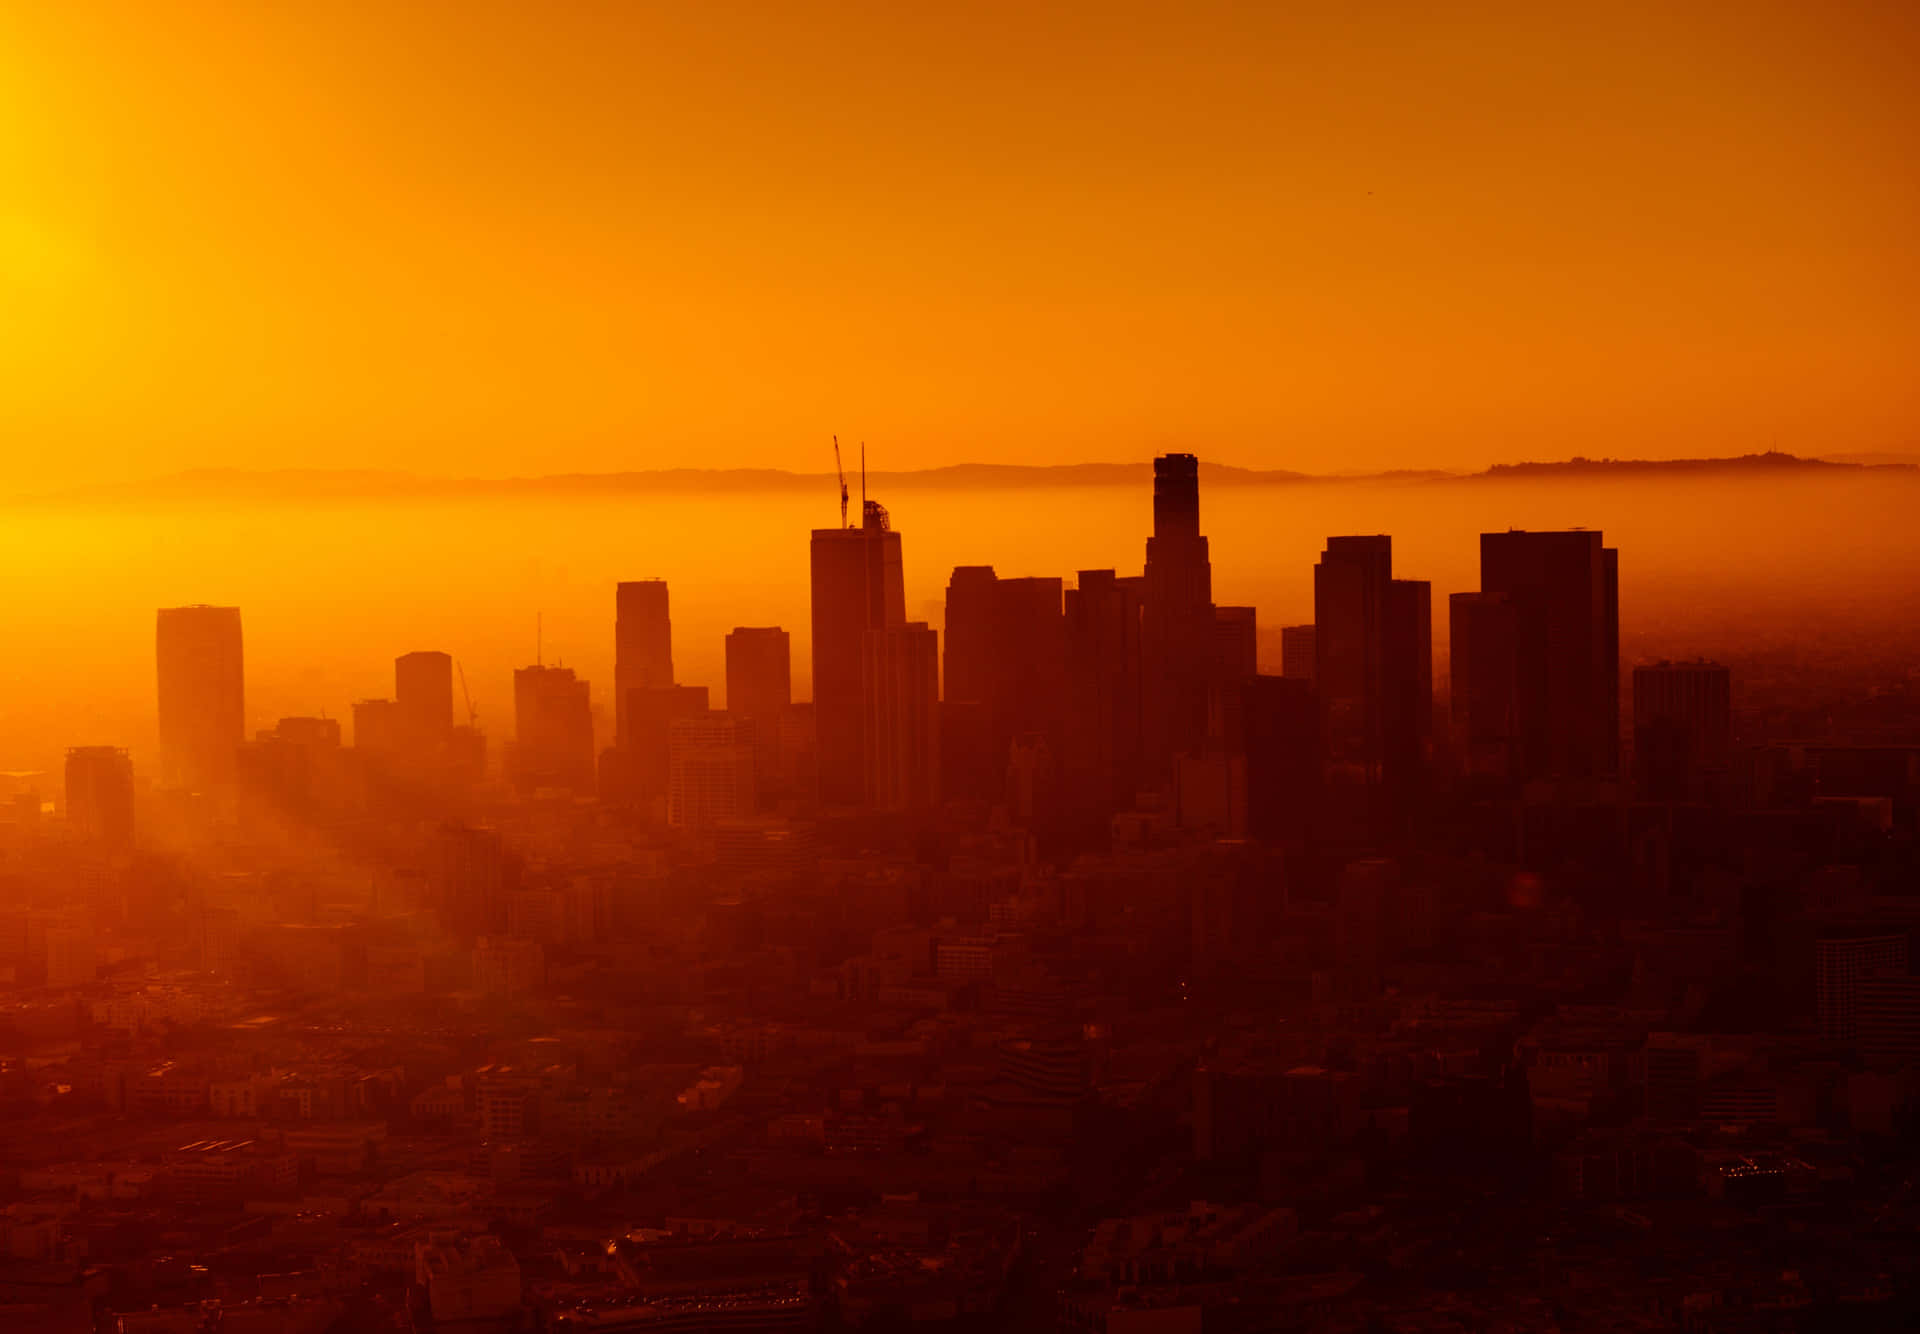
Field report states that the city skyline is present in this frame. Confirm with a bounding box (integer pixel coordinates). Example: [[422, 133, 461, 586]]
[[5, 5, 1920, 1326]]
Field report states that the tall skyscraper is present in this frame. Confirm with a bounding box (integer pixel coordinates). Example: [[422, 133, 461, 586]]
[[942, 565, 1000, 708], [1063, 569, 1145, 813], [1632, 660, 1732, 802], [395, 650, 455, 756], [667, 713, 756, 831], [615, 683, 709, 808], [1449, 592, 1519, 780], [995, 575, 1069, 760], [811, 500, 905, 806], [1280, 624, 1317, 682], [614, 580, 673, 747], [156, 605, 244, 793], [66, 746, 134, 848], [1382, 578, 1432, 797], [725, 627, 791, 724], [1314, 536, 1392, 785], [512, 665, 594, 795], [863, 621, 940, 812], [1241, 676, 1322, 851], [1473, 529, 1621, 783], [1142, 453, 1215, 775], [1315, 538, 1429, 823], [353, 697, 402, 753], [1212, 606, 1258, 680], [726, 627, 791, 791]]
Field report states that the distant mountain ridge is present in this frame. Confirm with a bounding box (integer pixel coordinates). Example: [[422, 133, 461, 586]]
[[12, 450, 1911, 506]]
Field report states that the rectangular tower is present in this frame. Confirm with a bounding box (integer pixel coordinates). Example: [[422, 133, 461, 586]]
[[811, 500, 905, 806], [863, 622, 940, 812], [1476, 529, 1620, 782], [156, 605, 244, 793], [615, 580, 673, 746]]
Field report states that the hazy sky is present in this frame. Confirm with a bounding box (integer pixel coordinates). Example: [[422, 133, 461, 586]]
[[2, 1, 1914, 487]]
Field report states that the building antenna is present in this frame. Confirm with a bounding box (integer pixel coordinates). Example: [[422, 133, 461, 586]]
[[537, 612, 543, 667], [833, 436, 849, 528], [861, 441, 867, 515]]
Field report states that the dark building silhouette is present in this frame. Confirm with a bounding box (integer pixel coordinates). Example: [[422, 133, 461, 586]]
[[1064, 569, 1146, 813], [942, 565, 1000, 711], [238, 717, 352, 827], [996, 575, 1069, 771], [1633, 660, 1731, 802], [156, 605, 244, 793], [1213, 606, 1258, 680], [1241, 676, 1322, 850], [614, 580, 673, 747], [1315, 536, 1392, 786], [1472, 529, 1621, 784], [1142, 453, 1216, 777], [1449, 591, 1519, 780], [940, 565, 1002, 803], [863, 622, 940, 812], [1383, 577, 1433, 803], [395, 651, 455, 754], [1280, 623, 1317, 682], [726, 627, 791, 789], [353, 697, 401, 754], [615, 683, 709, 810], [1313, 539, 1429, 817], [811, 500, 905, 806], [66, 746, 134, 848], [512, 665, 594, 795]]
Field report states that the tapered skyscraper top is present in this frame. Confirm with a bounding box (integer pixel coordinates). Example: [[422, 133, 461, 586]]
[[1152, 452, 1200, 540]]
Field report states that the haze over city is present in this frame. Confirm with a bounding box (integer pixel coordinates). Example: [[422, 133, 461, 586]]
[[2, 5, 1918, 1334]]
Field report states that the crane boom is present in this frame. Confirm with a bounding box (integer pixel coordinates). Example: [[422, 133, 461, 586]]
[[833, 435, 849, 528], [456, 660, 478, 725]]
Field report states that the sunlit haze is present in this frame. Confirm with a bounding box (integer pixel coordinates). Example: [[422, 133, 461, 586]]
[[3, 1, 1916, 489], [4, 9, 1920, 1331]]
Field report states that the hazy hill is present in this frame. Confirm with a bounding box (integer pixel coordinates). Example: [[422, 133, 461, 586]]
[[13, 451, 1912, 507]]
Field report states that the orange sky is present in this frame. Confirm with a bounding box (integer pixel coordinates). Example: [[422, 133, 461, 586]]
[[2, 1, 1914, 488]]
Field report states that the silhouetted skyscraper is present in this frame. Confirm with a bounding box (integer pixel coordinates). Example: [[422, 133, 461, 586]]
[[943, 565, 1000, 708], [1241, 676, 1321, 851], [941, 565, 1002, 802], [811, 500, 905, 806], [1633, 660, 1731, 802], [726, 627, 791, 790], [1475, 529, 1620, 783], [1314, 536, 1392, 785], [512, 665, 594, 795], [1213, 606, 1258, 680], [615, 580, 673, 747], [395, 650, 454, 756], [1064, 569, 1145, 813], [66, 746, 134, 848], [1315, 539, 1429, 828], [354, 697, 402, 754], [995, 575, 1069, 765], [156, 605, 244, 793], [1142, 453, 1215, 775], [1281, 624, 1317, 682], [1383, 577, 1432, 800], [863, 621, 940, 812], [1449, 592, 1518, 780], [616, 683, 709, 810]]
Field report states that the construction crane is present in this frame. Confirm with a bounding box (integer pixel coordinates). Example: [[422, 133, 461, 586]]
[[456, 660, 478, 727], [833, 435, 849, 528]]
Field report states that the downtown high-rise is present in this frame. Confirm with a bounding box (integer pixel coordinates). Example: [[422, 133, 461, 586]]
[[156, 605, 244, 793]]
